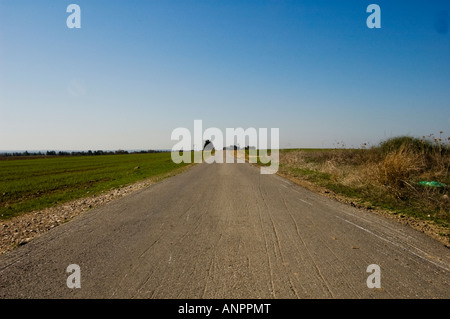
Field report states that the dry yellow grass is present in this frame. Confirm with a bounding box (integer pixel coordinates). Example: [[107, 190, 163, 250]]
[[276, 136, 449, 235], [375, 144, 425, 197]]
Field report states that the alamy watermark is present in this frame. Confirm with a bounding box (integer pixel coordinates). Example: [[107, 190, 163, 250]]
[[65, 3, 380, 30], [171, 120, 279, 174], [66, 264, 81, 289], [366, 4, 381, 29], [366, 264, 381, 289], [66, 4, 81, 29]]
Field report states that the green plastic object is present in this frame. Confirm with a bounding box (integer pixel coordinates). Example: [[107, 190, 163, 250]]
[[418, 181, 447, 188]]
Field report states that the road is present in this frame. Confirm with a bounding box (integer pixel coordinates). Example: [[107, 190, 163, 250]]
[[0, 160, 449, 298]]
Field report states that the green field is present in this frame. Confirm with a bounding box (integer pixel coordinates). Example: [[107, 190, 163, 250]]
[[0, 153, 192, 220]]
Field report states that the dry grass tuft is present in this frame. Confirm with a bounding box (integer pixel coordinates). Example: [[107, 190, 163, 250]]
[[278, 135, 450, 232], [375, 144, 425, 198]]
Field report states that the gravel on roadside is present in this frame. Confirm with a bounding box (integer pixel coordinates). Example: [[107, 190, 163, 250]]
[[0, 165, 193, 256]]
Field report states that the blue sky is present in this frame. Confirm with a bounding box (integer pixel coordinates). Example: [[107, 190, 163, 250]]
[[0, 0, 449, 150]]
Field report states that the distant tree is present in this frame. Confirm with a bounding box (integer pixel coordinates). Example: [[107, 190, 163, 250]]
[[203, 140, 215, 151]]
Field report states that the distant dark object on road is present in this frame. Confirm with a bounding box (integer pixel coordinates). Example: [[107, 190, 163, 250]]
[[203, 140, 215, 151]]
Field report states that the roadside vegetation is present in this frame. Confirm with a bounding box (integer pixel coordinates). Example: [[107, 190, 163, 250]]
[[252, 134, 449, 240], [0, 152, 193, 220]]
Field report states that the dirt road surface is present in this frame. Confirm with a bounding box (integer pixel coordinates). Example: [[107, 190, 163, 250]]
[[0, 161, 449, 298]]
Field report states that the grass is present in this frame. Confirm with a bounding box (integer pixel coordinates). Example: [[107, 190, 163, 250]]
[[0, 152, 194, 220], [249, 136, 450, 237]]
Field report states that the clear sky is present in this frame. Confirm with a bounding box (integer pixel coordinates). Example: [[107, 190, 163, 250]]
[[0, 0, 449, 150]]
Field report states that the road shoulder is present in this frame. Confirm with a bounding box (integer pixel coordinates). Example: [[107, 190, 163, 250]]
[[0, 164, 196, 256]]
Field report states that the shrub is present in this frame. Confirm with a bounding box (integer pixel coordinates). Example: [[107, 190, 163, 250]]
[[375, 144, 424, 197]]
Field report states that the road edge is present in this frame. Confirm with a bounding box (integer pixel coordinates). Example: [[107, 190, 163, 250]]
[[243, 155, 449, 248], [0, 163, 197, 256]]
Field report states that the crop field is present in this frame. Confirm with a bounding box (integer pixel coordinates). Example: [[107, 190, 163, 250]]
[[0, 152, 192, 220]]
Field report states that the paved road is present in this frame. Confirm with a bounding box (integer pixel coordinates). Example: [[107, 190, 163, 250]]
[[0, 160, 449, 298]]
